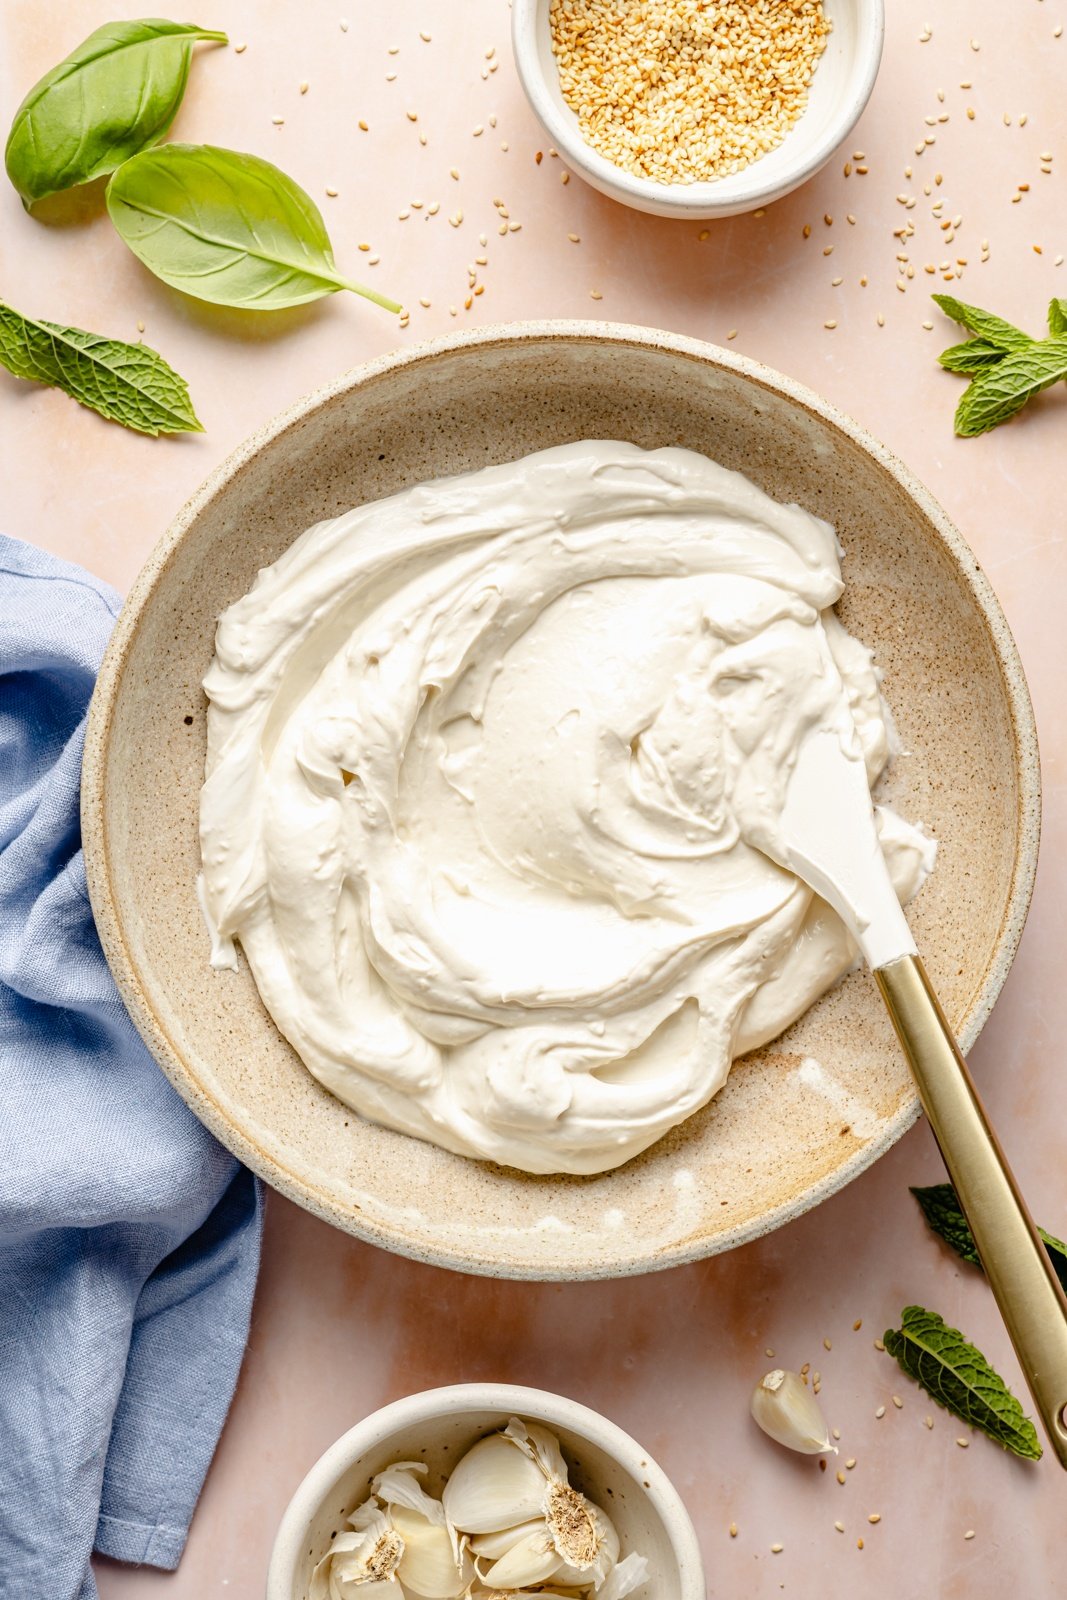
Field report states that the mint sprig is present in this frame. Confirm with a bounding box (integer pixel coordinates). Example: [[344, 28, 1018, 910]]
[[911, 1181, 1067, 1296], [933, 294, 1067, 436], [884, 1306, 1042, 1459]]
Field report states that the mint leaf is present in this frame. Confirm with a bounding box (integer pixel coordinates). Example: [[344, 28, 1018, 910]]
[[938, 337, 1008, 374], [911, 1182, 1067, 1295], [0, 297, 202, 435], [1049, 298, 1067, 337], [954, 337, 1067, 436], [932, 293, 1033, 351], [884, 1306, 1042, 1459]]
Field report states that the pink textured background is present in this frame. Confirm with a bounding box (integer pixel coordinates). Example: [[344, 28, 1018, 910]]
[[1, 1, 1064, 1595]]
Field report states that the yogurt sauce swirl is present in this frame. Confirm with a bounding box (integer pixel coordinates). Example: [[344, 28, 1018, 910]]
[[199, 442, 934, 1175]]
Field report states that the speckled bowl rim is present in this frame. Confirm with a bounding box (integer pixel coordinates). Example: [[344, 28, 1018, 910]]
[[264, 1382, 706, 1600], [82, 321, 1041, 1281]]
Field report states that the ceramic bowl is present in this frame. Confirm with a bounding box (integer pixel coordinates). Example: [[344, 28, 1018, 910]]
[[82, 322, 1039, 1280], [511, 0, 884, 219], [264, 1383, 705, 1600]]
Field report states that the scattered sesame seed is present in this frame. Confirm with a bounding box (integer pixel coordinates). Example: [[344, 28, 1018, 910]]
[[325, 186, 338, 197], [823, 245, 833, 256], [877, 313, 885, 326], [136, 319, 145, 333], [271, 115, 284, 125], [419, 29, 431, 41], [561, 171, 571, 183], [824, 319, 837, 329], [368, 254, 380, 265], [835, 1521, 845, 1533], [489, 114, 498, 128], [567, 232, 581, 242], [802, 223, 812, 238], [846, 1457, 856, 1469], [340, 17, 349, 31], [857, 1537, 865, 1550], [832, 275, 843, 285], [473, 125, 484, 136], [895, 281, 906, 294], [965, 1530, 976, 1541], [868, 1513, 881, 1525], [726, 328, 737, 339], [771, 1543, 783, 1554], [590, 289, 603, 300], [234, 41, 247, 53], [358, 119, 369, 131], [464, 294, 473, 310], [1034, 244, 1043, 254], [1057, 254, 1064, 265], [856, 164, 869, 174], [859, 274, 868, 286], [874, 1339, 886, 1351], [300, 80, 309, 94], [729, 1522, 738, 1538], [449, 211, 463, 227], [967, 107, 976, 119], [892, 1396, 904, 1409], [876, 1404, 887, 1417], [924, 1414, 934, 1428], [956, 1437, 970, 1448], [418, 296, 431, 308], [1056, 24, 1063, 36], [832, 1427, 841, 1440], [836, 1470, 846, 1484], [1020, 114, 1029, 126], [406, 110, 418, 122], [970, 37, 980, 49], [801, 1363, 811, 1377], [846, 213, 856, 224]]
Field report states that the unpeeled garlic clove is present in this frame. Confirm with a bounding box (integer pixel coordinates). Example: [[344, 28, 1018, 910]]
[[479, 1523, 561, 1589], [750, 1368, 836, 1455], [549, 1497, 619, 1587], [469, 1519, 547, 1561], [442, 1431, 548, 1532], [391, 1505, 472, 1598], [309, 1505, 405, 1600]]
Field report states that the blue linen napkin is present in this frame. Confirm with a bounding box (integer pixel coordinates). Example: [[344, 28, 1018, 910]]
[[0, 534, 262, 1600]]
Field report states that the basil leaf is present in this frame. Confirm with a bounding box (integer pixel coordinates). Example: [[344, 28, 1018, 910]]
[[107, 143, 400, 313], [912, 1182, 1067, 1295], [938, 338, 1008, 374], [932, 293, 1033, 352], [1049, 298, 1067, 337], [954, 337, 1067, 436], [0, 297, 202, 435], [5, 19, 227, 208], [884, 1306, 1042, 1460]]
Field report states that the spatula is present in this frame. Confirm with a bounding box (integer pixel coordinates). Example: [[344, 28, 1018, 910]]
[[765, 724, 1067, 1468]]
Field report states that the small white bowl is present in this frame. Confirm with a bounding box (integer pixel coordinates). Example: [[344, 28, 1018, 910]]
[[512, 0, 884, 219], [265, 1383, 705, 1600]]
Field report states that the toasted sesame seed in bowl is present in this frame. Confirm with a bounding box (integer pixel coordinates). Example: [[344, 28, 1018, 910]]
[[512, 0, 884, 219]]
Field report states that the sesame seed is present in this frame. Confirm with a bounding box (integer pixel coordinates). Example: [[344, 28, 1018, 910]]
[[868, 1513, 881, 1525], [300, 80, 308, 94], [368, 254, 380, 265], [419, 29, 431, 41], [824, 319, 837, 329], [823, 245, 833, 256], [568, 232, 581, 242], [590, 289, 603, 300], [876, 1404, 887, 1417], [561, 171, 571, 183], [548, 0, 832, 184], [832, 1427, 841, 1440], [874, 1339, 885, 1351], [832, 275, 843, 285], [726, 328, 737, 339], [965, 1530, 976, 1541], [449, 211, 463, 227], [835, 1521, 845, 1533], [358, 119, 368, 131], [970, 37, 980, 49], [877, 313, 885, 326], [836, 1469, 846, 1484], [418, 297, 431, 308], [1057, 254, 1064, 265], [956, 1437, 970, 1448], [892, 1395, 904, 1409], [339, 17, 349, 31], [472, 125, 484, 136], [234, 41, 247, 53], [406, 110, 418, 122], [924, 1415, 934, 1428], [325, 186, 338, 197], [729, 1522, 738, 1538], [271, 115, 284, 125], [846, 213, 856, 224], [967, 107, 976, 119], [771, 1543, 783, 1554], [450, 167, 460, 179], [846, 1457, 856, 1469], [857, 1538, 865, 1550], [136, 319, 145, 333], [856, 164, 869, 174]]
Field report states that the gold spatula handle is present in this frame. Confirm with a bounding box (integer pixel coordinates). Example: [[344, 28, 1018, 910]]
[[876, 954, 1067, 1467]]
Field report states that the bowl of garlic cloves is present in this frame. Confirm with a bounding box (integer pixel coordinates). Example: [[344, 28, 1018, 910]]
[[266, 1384, 704, 1600]]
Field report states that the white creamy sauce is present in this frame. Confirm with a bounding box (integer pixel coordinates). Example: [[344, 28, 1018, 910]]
[[199, 442, 934, 1175]]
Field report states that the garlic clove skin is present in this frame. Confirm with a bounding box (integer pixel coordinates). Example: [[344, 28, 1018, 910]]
[[373, 1463, 447, 1527], [442, 1432, 548, 1532], [391, 1505, 472, 1598], [599, 1551, 652, 1600], [750, 1368, 837, 1455]]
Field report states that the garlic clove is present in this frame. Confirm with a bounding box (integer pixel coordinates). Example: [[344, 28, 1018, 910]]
[[750, 1368, 836, 1455], [549, 1498, 619, 1587], [442, 1432, 548, 1532], [479, 1523, 563, 1589], [391, 1505, 472, 1598], [469, 1519, 548, 1561], [310, 1505, 406, 1600]]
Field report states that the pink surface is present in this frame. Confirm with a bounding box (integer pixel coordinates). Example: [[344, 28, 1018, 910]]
[[2, 0, 1065, 1594]]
